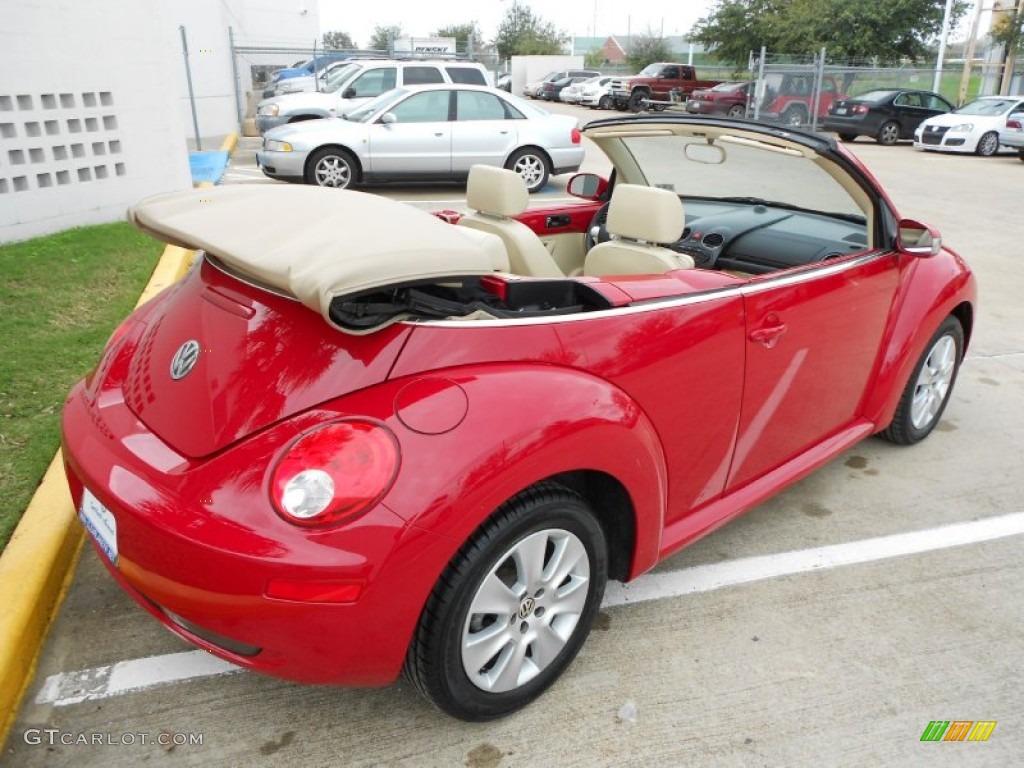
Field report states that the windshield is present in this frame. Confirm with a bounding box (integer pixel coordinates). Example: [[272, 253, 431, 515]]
[[324, 64, 364, 93], [345, 88, 409, 122], [638, 64, 663, 77], [955, 98, 1020, 116], [321, 63, 357, 89], [618, 134, 864, 220]]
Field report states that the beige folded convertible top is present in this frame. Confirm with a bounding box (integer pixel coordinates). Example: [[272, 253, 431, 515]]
[[128, 185, 507, 328]]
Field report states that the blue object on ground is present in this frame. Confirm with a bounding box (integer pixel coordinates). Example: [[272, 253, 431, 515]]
[[189, 151, 229, 185]]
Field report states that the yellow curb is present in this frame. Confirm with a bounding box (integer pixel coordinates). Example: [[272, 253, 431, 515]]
[[219, 132, 239, 155], [0, 241, 198, 747]]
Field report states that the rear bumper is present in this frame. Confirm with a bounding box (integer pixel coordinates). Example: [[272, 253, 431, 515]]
[[61, 384, 428, 687], [819, 115, 869, 134]]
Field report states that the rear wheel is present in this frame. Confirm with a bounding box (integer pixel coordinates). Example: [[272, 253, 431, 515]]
[[1018, 148, 1024, 162], [506, 148, 550, 193], [876, 120, 900, 146], [782, 105, 808, 127], [598, 95, 612, 110], [727, 104, 746, 118], [306, 147, 357, 189], [879, 317, 964, 445], [404, 484, 608, 721], [975, 131, 999, 156]]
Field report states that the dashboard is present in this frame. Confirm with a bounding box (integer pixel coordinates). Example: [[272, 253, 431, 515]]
[[668, 200, 869, 274]]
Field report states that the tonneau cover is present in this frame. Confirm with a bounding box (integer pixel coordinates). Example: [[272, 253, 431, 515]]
[[128, 185, 507, 326]]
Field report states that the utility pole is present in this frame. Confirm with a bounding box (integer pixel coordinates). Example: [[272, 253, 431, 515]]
[[999, 0, 1024, 94], [958, 1, 985, 105]]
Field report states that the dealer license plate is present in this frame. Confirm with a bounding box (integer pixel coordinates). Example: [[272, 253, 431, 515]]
[[79, 489, 118, 565]]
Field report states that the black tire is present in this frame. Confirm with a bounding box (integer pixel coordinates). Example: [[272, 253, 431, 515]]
[[628, 91, 648, 112], [613, 99, 628, 111], [879, 316, 964, 445], [404, 484, 608, 721], [727, 104, 745, 119], [305, 146, 357, 188], [782, 105, 807, 127], [1018, 148, 1024, 162], [975, 131, 999, 157], [598, 95, 612, 110], [838, 133, 857, 142], [876, 120, 900, 146], [505, 147, 550, 193]]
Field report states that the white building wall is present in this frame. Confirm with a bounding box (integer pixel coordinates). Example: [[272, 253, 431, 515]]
[[167, 0, 321, 144], [1, 0, 193, 242], [0, 0, 320, 242]]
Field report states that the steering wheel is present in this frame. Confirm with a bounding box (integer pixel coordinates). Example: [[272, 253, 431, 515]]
[[584, 201, 612, 253]]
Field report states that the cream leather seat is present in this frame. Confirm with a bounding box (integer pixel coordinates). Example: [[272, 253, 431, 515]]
[[583, 184, 694, 277], [457, 165, 563, 278]]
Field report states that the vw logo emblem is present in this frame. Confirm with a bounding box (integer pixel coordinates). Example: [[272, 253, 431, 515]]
[[170, 340, 201, 380], [517, 597, 536, 620]]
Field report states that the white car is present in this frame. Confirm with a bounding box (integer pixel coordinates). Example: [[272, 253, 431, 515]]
[[257, 84, 584, 193], [578, 76, 617, 109], [914, 95, 1024, 156], [561, 76, 612, 106], [998, 111, 1024, 161]]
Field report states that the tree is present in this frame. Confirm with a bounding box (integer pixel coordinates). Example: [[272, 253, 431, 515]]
[[434, 23, 484, 51], [626, 30, 674, 70], [584, 47, 606, 68], [991, 1, 1024, 54], [494, 4, 567, 59], [322, 31, 356, 50], [369, 24, 403, 52], [691, 0, 967, 64]]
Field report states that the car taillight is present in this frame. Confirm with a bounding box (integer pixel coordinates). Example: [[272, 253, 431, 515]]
[[571, 127, 581, 144], [1007, 118, 1023, 130], [270, 420, 399, 527], [853, 105, 869, 115]]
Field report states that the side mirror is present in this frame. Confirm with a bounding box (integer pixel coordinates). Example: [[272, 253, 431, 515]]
[[342, 87, 356, 99], [380, 112, 397, 125], [897, 218, 942, 256], [567, 173, 608, 201]]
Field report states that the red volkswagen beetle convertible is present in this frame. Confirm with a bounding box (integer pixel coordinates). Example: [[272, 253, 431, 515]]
[[63, 115, 976, 720]]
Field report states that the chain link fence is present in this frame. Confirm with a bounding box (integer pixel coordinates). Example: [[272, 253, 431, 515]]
[[229, 34, 498, 126]]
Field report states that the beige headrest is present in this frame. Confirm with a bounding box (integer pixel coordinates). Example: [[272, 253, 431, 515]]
[[606, 184, 686, 244], [466, 165, 529, 217]]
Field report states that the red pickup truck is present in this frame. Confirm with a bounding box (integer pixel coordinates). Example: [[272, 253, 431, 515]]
[[608, 63, 723, 112]]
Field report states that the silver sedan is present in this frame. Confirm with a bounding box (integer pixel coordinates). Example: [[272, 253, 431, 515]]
[[256, 84, 585, 193]]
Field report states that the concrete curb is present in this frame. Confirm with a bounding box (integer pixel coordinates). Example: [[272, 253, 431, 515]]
[[0, 133, 237, 746]]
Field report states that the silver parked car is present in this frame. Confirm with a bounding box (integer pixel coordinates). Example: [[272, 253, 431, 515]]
[[998, 111, 1024, 161], [256, 84, 584, 193]]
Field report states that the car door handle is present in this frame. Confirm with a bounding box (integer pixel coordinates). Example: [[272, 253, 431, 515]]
[[545, 215, 571, 228], [749, 321, 788, 349], [434, 132, 444, 137]]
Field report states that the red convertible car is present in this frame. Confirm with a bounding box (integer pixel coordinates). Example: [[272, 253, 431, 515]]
[[63, 115, 976, 721]]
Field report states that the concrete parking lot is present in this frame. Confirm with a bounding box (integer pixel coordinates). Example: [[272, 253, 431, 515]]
[[4, 101, 1022, 767]]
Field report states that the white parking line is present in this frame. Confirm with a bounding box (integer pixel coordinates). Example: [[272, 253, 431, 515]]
[[36, 511, 1024, 707], [36, 650, 240, 707]]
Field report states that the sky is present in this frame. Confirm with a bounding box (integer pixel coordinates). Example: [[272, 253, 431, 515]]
[[317, 0, 718, 49]]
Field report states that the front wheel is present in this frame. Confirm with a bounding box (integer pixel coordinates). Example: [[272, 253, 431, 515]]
[[975, 131, 999, 156], [727, 104, 746, 118], [598, 95, 612, 110], [879, 317, 964, 445], [838, 133, 857, 142], [628, 91, 648, 112], [305, 146, 357, 188], [506, 148, 550, 193], [1018, 148, 1024, 162], [404, 484, 608, 721]]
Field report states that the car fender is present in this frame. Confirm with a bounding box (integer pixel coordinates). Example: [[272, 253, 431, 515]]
[[336, 364, 669, 574], [862, 249, 976, 428]]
